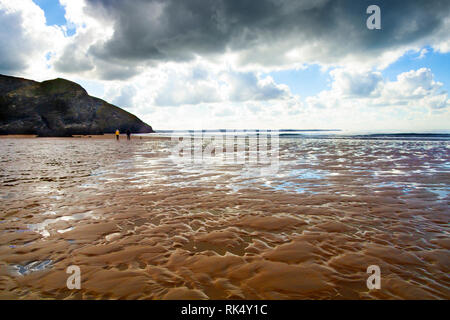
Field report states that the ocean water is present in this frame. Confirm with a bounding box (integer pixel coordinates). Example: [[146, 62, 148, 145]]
[[0, 134, 449, 299], [143, 129, 450, 141]]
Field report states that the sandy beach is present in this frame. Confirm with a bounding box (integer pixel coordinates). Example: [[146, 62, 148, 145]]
[[0, 135, 448, 299]]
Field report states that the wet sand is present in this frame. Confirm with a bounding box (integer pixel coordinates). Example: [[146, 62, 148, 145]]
[[0, 136, 449, 299]]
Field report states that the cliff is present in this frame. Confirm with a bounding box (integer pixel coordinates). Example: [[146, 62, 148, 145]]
[[0, 74, 154, 136]]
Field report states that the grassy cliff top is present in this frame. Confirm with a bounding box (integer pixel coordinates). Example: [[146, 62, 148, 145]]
[[39, 78, 87, 95]]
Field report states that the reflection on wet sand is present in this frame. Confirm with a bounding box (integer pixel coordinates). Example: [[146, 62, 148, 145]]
[[0, 137, 449, 299]]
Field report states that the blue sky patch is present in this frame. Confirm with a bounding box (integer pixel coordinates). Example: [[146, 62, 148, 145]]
[[266, 64, 332, 99], [33, 0, 66, 26], [33, 0, 75, 36], [382, 47, 450, 92]]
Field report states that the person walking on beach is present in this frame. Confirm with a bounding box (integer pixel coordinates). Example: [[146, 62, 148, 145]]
[[126, 129, 131, 140], [115, 129, 120, 140]]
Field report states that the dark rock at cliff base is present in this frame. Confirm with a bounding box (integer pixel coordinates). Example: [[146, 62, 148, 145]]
[[0, 74, 154, 136]]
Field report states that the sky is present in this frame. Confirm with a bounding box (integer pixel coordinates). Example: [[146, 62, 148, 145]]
[[0, 0, 449, 132]]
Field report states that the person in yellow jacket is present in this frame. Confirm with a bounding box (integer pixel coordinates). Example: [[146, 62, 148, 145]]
[[115, 129, 120, 140]]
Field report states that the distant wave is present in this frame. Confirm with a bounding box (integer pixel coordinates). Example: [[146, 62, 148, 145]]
[[278, 133, 450, 141]]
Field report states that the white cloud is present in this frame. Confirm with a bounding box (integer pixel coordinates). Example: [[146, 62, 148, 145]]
[[303, 67, 449, 131], [0, 0, 68, 79], [152, 63, 223, 106], [382, 68, 444, 100], [330, 68, 383, 97], [224, 72, 290, 102], [94, 60, 306, 130], [307, 67, 449, 110], [108, 60, 294, 109]]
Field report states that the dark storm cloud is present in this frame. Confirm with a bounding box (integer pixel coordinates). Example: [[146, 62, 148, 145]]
[[85, 0, 450, 67], [54, 43, 95, 73]]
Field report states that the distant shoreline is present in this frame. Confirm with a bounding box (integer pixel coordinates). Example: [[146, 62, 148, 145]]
[[1, 132, 449, 141], [0, 134, 171, 140]]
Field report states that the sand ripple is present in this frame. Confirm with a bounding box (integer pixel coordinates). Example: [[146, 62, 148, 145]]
[[0, 137, 449, 299]]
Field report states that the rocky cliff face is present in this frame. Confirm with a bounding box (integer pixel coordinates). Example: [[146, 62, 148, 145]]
[[0, 74, 154, 136]]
